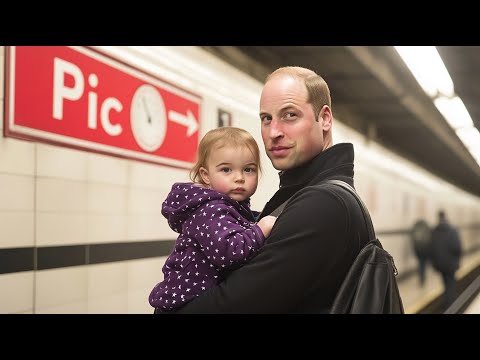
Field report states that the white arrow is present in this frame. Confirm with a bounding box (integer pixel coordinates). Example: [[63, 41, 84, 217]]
[[168, 110, 198, 137]]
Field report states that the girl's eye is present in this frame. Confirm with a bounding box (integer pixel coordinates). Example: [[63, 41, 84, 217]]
[[244, 167, 256, 173], [221, 167, 231, 173]]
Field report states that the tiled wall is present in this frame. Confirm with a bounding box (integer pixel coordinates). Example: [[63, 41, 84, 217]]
[[0, 46, 193, 313], [0, 46, 278, 314], [0, 130, 181, 313]]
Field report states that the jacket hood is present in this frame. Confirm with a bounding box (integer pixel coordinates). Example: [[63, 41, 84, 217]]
[[161, 182, 250, 233]]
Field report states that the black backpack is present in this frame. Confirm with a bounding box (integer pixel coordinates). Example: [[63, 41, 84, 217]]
[[324, 180, 404, 314]]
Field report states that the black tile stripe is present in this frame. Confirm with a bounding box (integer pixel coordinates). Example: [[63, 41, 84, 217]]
[[0, 240, 175, 274], [90, 241, 176, 264], [0, 229, 422, 275], [1, 223, 477, 275], [0, 247, 34, 274], [37, 245, 86, 270]]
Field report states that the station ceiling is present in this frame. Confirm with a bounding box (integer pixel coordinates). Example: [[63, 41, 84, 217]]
[[202, 46, 480, 198]]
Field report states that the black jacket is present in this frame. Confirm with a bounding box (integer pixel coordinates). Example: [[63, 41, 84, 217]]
[[174, 143, 370, 313], [430, 222, 462, 274]]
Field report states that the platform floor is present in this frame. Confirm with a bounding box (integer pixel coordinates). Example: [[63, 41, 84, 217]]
[[399, 250, 480, 314], [463, 291, 480, 313]]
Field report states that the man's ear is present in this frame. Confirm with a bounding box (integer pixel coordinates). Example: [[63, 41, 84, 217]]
[[199, 167, 210, 185], [318, 105, 332, 131]]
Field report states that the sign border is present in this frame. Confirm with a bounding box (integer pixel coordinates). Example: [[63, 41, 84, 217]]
[[3, 46, 202, 170]]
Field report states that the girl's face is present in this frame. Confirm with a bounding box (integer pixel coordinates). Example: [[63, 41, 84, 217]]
[[200, 145, 259, 202]]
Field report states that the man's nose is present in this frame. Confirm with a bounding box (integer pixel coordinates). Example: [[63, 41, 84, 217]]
[[269, 119, 284, 139]]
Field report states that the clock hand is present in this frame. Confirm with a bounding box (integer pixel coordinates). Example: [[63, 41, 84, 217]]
[[142, 97, 152, 124]]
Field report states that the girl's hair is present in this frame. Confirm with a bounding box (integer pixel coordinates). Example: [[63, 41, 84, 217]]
[[190, 127, 262, 184], [266, 66, 331, 121]]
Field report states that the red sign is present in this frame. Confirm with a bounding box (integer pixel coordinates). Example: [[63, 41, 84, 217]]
[[4, 46, 201, 168]]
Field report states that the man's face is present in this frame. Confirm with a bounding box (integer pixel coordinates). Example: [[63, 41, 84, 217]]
[[259, 74, 327, 171]]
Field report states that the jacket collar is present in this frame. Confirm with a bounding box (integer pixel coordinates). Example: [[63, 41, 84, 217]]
[[279, 143, 354, 188]]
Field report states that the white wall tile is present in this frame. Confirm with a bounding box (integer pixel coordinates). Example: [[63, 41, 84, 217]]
[[36, 212, 87, 247], [36, 144, 88, 181], [0, 137, 35, 176], [36, 178, 88, 212], [88, 262, 128, 298], [87, 214, 128, 244], [88, 293, 128, 314], [130, 161, 189, 189], [128, 257, 167, 291], [87, 183, 127, 214], [0, 212, 34, 248], [127, 214, 175, 240], [0, 272, 34, 314], [0, 174, 34, 211], [87, 153, 128, 186], [35, 266, 88, 310], [36, 301, 88, 314], [127, 188, 163, 215], [128, 289, 153, 314], [36, 260, 135, 314], [128, 257, 166, 313]]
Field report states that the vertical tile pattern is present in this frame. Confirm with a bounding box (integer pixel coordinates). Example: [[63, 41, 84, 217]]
[[88, 262, 129, 313], [0, 212, 34, 248], [35, 267, 88, 311], [0, 272, 34, 313]]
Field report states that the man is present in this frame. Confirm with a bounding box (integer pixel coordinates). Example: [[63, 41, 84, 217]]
[[430, 210, 462, 309], [411, 219, 432, 287], [172, 66, 371, 313]]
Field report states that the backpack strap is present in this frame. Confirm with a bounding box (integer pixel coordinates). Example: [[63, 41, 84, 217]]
[[321, 180, 377, 244], [269, 198, 289, 217], [267, 176, 354, 218]]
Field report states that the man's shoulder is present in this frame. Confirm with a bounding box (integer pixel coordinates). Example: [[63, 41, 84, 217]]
[[287, 182, 355, 213], [306, 180, 357, 200], [296, 182, 344, 197]]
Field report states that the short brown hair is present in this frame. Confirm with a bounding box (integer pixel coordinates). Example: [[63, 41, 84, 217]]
[[266, 66, 331, 121], [190, 127, 262, 184]]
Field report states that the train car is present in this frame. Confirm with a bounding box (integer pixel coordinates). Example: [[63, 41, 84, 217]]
[[1, 46, 480, 313]]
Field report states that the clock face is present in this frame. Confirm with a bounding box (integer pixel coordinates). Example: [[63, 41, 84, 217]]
[[130, 84, 167, 152]]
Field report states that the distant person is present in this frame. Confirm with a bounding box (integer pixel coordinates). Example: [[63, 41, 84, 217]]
[[149, 127, 276, 312], [411, 219, 432, 287], [430, 210, 462, 309]]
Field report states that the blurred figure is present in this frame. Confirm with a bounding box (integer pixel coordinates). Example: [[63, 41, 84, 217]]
[[430, 210, 462, 310], [411, 219, 431, 287]]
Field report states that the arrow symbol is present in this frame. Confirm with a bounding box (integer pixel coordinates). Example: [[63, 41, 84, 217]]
[[168, 110, 198, 137]]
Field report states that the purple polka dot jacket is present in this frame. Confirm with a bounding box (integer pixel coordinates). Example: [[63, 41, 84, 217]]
[[149, 182, 265, 311]]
